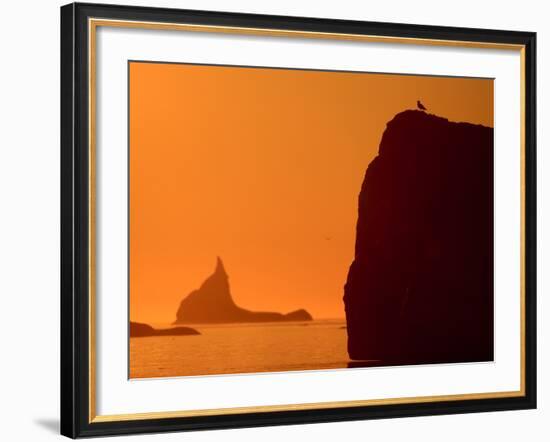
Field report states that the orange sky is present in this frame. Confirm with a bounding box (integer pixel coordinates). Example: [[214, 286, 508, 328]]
[[129, 61, 493, 323]]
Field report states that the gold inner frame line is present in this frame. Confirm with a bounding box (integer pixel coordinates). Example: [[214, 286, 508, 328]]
[[88, 17, 527, 423]]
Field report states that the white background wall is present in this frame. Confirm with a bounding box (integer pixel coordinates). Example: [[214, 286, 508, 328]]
[[0, 0, 546, 440]]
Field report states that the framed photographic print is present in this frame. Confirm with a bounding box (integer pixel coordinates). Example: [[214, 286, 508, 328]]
[[60, 2, 536, 438]]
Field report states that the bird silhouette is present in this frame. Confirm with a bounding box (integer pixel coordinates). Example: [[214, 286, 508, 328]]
[[417, 100, 427, 111]]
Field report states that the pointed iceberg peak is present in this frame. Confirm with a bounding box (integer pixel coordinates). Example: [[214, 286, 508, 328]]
[[174, 255, 313, 324], [214, 256, 227, 277]]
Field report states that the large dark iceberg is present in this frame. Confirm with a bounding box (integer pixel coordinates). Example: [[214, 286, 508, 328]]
[[174, 257, 313, 324], [344, 110, 494, 364]]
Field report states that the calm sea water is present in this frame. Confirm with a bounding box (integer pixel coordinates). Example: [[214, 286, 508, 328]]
[[130, 319, 349, 378]]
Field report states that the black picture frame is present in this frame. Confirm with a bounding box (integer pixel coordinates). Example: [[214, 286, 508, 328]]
[[61, 2, 536, 438]]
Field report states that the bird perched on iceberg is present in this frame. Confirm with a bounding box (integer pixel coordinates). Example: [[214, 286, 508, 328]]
[[417, 100, 427, 111]]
